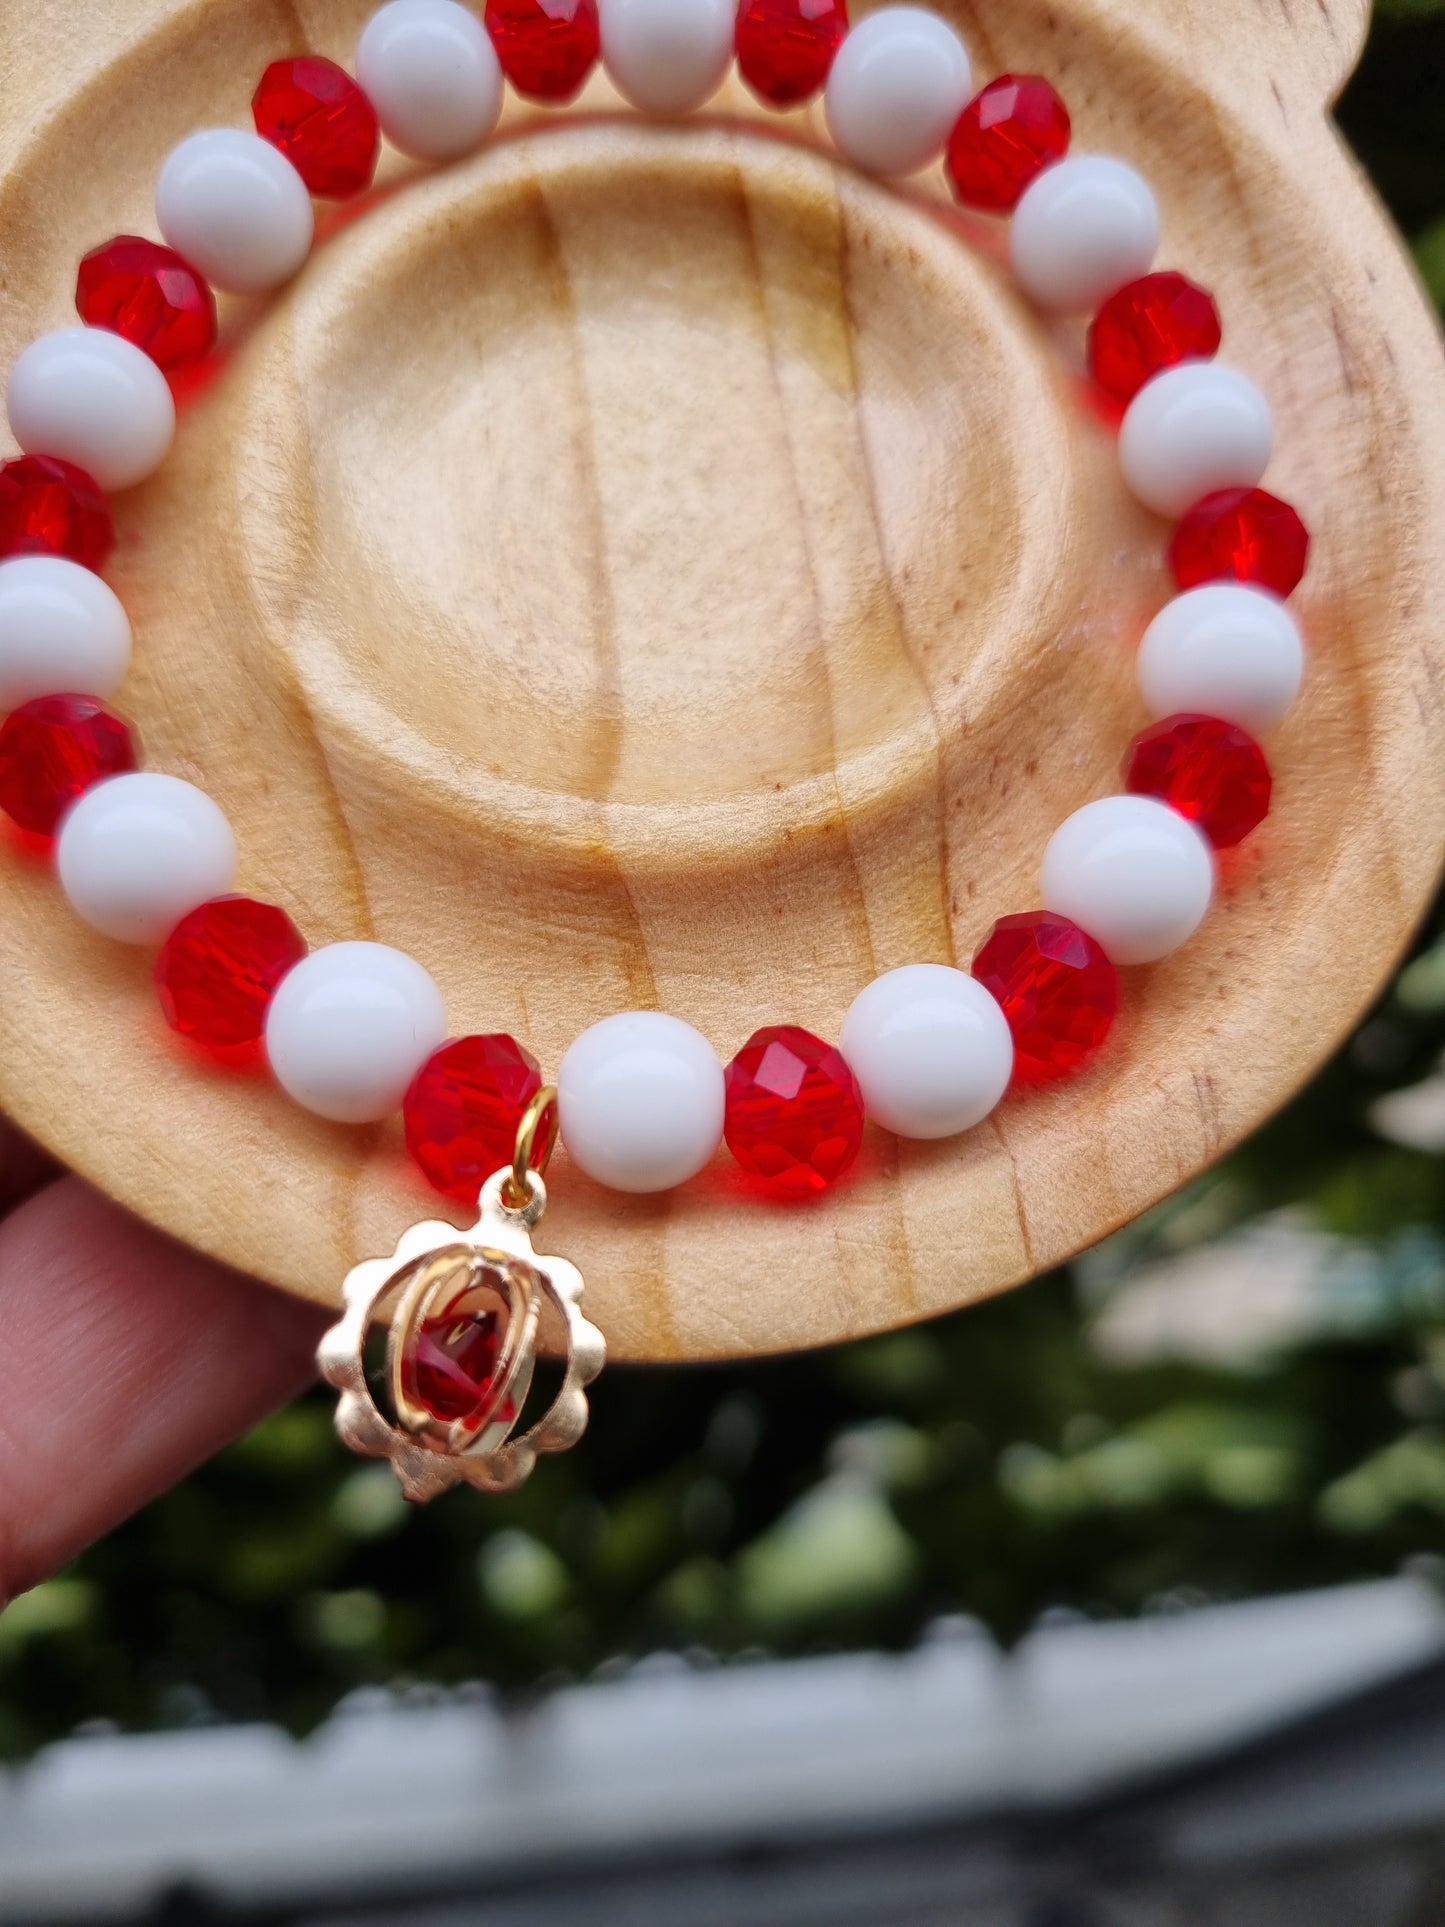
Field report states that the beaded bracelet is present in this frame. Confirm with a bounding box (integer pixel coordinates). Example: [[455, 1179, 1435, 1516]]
[[0, 0, 1310, 1497]]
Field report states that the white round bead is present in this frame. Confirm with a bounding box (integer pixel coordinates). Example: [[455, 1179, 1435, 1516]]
[[6, 328, 175, 493], [357, 0, 504, 161], [598, 0, 734, 114], [56, 773, 237, 946], [1009, 156, 1159, 313], [840, 964, 1012, 1141], [0, 556, 131, 709], [265, 942, 448, 1125], [1137, 583, 1305, 735], [824, 7, 972, 177], [156, 130, 313, 297], [1119, 363, 1274, 518], [1040, 795, 1214, 967], [558, 1011, 724, 1194]]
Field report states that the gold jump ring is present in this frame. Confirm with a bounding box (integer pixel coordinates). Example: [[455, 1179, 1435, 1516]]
[[505, 1085, 559, 1209]]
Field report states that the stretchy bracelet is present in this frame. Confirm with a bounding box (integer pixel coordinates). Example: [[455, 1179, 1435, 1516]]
[[0, 0, 1310, 1498]]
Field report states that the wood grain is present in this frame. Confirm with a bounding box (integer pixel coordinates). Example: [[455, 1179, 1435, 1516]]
[[0, 0, 1439, 1363]]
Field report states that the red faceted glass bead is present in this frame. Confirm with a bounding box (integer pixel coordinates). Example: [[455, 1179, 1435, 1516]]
[[972, 912, 1118, 1086], [402, 1289, 516, 1430], [724, 1025, 864, 1197], [0, 456, 114, 572], [252, 55, 380, 199], [946, 74, 1070, 212], [1087, 272, 1222, 403], [1168, 487, 1310, 598], [0, 694, 136, 837], [485, 0, 601, 103], [1124, 714, 1271, 849], [155, 896, 308, 1048], [75, 236, 217, 374], [736, 0, 848, 110], [405, 1034, 544, 1205]]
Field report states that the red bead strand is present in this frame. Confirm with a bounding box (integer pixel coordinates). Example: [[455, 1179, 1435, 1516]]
[[724, 1025, 864, 1196], [1124, 715, 1272, 849], [405, 1034, 545, 1204], [1087, 272, 1222, 403], [946, 75, 1070, 212], [972, 912, 1118, 1085], [252, 55, 380, 199], [485, 0, 601, 103], [0, 694, 137, 838], [76, 237, 217, 374], [155, 896, 308, 1048], [736, 0, 848, 109], [0, 457, 114, 572], [1168, 487, 1311, 597]]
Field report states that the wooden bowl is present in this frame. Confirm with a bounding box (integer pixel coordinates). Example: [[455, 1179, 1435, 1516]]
[[0, 0, 1441, 1362]]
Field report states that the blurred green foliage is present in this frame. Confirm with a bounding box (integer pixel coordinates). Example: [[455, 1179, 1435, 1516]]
[[4, 3, 1445, 1763]]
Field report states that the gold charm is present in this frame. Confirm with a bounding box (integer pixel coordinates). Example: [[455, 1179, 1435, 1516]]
[[318, 1090, 605, 1502]]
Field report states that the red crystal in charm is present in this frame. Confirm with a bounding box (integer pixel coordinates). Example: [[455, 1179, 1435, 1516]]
[[972, 912, 1119, 1085], [0, 456, 114, 572], [155, 896, 308, 1048], [0, 694, 136, 837], [1124, 714, 1271, 849], [724, 1025, 864, 1196], [485, 0, 601, 103], [946, 75, 1071, 212], [1167, 487, 1311, 598], [75, 236, 217, 374], [252, 55, 380, 199], [405, 1034, 545, 1204], [402, 1289, 515, 1430], [1087, 272, 1222, 403], [736, 0, 848, 109]]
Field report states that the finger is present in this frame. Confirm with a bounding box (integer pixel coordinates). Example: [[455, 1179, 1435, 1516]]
[[0, 1114, 60, 1217], [0, 1178, 327, 1600]]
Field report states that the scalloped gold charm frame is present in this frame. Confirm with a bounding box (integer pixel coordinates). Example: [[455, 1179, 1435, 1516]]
[[318, 1169, 605, 1501]]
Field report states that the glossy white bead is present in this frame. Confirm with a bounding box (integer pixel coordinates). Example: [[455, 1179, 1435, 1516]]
[[357, 0, 504, 161], [1137, 583, 1305, 735], [0, 557, 131, 709], [57, 773, 237, 945], [598, 0, 734, 114], [840, 964, 1012, 1141], [1041, 795, 1214, 967], [6, 328, 175, 493], [1119, 363, 1274, 518], [1009, 156, 1159, 312], [265, 942, 448, 1125], [156, 130, 313, 297], [825, 7, 972, 177], [558, 1011, 724, 1193]]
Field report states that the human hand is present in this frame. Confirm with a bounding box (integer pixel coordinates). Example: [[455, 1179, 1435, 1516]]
[[0, 1116, 326, 1602]]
